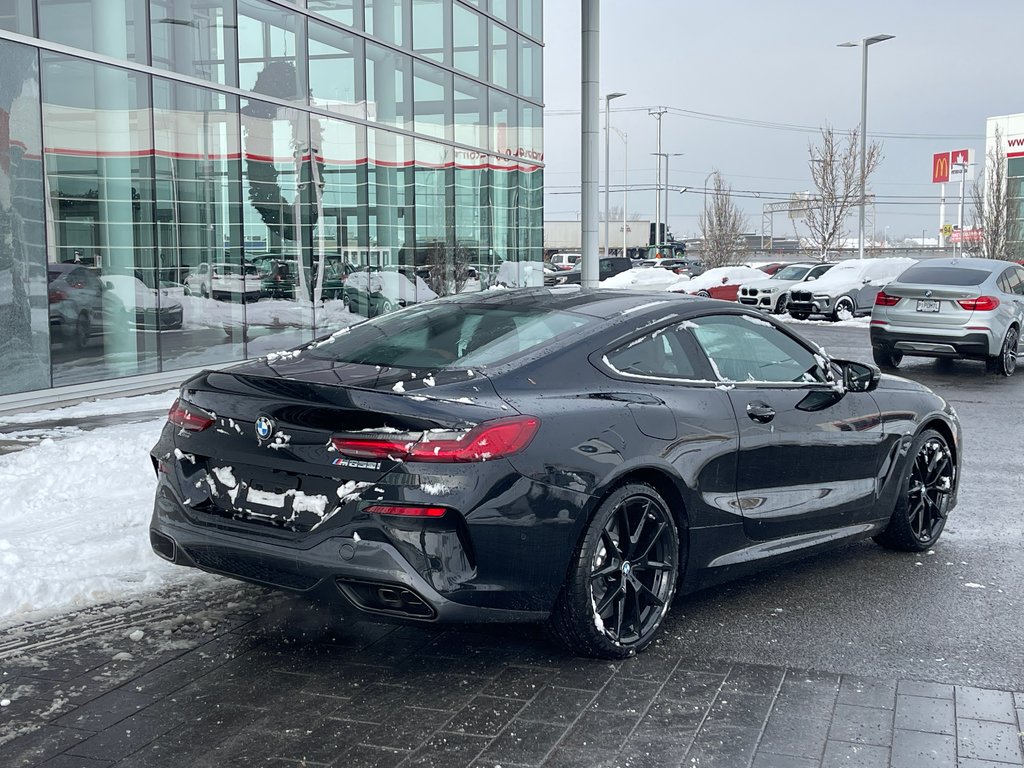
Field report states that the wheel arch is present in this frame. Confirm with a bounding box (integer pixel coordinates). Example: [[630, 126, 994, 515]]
[[920, 416, 958, 472]]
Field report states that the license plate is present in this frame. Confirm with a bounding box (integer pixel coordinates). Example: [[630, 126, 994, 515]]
[[916, 299, 940, 312]]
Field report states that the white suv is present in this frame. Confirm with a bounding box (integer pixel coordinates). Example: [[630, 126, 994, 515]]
[[737, 262, 834, 313]]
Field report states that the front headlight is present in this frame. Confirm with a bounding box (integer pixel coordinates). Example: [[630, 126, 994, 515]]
[[763, 286, 777, 293]]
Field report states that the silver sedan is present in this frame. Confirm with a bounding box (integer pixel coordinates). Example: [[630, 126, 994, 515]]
[[869, 258, 1024, 376]]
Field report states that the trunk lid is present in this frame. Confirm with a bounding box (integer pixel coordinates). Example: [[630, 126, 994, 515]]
[[878, 282, 981, 329]]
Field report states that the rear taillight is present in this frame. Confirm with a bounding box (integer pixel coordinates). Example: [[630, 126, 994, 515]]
[[957, 296, 1000, 311], [48, 289, 68, 302], [874, 291, 900, 307], [331, 416, 540, 463], [168, 398, 215, 431], [365, 504, 448, 518]]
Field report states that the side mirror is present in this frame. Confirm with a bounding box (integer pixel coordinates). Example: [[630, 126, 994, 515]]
[[806, 276, 817, 282], [839, 359, 881, 393]]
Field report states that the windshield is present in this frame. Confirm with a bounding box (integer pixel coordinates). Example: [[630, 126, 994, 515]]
[[773, 265, 811, 280], [305, 302, 591, 369]]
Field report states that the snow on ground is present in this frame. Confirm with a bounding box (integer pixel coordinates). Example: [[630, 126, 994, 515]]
[[0, 415, 211, 626], [0, 390, 178, 425], [780, 314, 871, 328]]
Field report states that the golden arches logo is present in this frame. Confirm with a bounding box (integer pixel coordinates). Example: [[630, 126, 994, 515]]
[[932, 153, 950, 183]]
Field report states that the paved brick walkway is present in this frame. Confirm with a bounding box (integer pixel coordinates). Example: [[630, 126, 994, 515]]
[[1, 585, 1022, 768]]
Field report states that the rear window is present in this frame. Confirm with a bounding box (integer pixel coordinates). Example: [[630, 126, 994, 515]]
[[305, 303, 591, 369], [898, 266, 991, 286]]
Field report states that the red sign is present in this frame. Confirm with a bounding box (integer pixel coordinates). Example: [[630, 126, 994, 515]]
[[950, 149, 969, 166], [932, 152, 950, 184], [949, 228, 983, 244]]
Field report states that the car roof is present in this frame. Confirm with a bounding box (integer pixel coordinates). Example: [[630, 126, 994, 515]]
[[903, 258, 1007, 273]]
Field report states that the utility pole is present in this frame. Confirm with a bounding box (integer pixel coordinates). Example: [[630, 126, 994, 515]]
[[604, 92, 625, 257], [649, 107, 667, 248]]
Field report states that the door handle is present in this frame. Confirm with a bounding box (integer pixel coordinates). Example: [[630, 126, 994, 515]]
[[745, 401, 775, 424]]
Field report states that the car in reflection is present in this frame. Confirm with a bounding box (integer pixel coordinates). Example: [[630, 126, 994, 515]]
[[47, 263, 106, 348], [342, 269, 438, 316], [184, 262, 262, 302], [150, 288, 961, 659], [738, 262, 834, 313], [674, 265, 768, 302], [870, 258, 1024, 376], [102, 274, 183, 330], [786, 257, 916, 321]]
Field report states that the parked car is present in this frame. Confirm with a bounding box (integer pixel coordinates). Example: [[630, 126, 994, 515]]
[[757, 262, 790, 276], [787, 258, 917, 321], [555, 256, 633, 285], [870, 258, 1024, 375], [102, 274, 183, 330], [548, 252, 581, 271], [47, 263, 107, 348], [185, 262, 262, 302], [255, 258, 298, 299], [343, 269, 438, 317], [738, 262, 834, 313], [676, 266, 768, 302], [151, 289, 961, 658]]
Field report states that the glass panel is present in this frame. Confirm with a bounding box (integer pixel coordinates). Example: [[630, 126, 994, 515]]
[[689, 315, 826, 383], [455, 149, 489, 293], [0, 0, 34, 35], [452, 3, 484, 78], [312, 116, 366, 335], [38, 0, 149, 64], [518, 161, 543, 264], [307, 0, 361, 29], [0, 39, 50, 395], [150, 0, 238, 86], [518, 36, 541, 100], [518, 99, 542, 161], [365, 127, 414, 316], [413, 139, 455, 297], [488, 87, 514, 154], [491, 152, 520, 276], [240, 96, 315, 352], [491, 0, 513, 25], [518, 0, 540, 39], [237, 0, 307, 105], [366, 42, 412, 132], [412, 0, 447, 65], [41, 53, 159, 386], [152, 77, 246, 369], [308, 18, 364, 118], [489, 21, 515, 91], [454, 76, 486, 149], [365, 0, 405, 47], [413, 61, 452, 141]]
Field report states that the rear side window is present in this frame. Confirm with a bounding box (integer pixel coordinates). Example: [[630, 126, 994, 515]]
[[305, 303, 591, 369], [898, 266, 991, 286], [606, 328, 703, 379]]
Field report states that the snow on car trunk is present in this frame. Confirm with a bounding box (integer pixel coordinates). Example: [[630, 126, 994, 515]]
[[601, 267, 685, 291]]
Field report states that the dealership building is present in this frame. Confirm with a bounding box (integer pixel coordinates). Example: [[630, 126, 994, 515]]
[[0, 0, 543, 409], [985, 113, 1024, 252]]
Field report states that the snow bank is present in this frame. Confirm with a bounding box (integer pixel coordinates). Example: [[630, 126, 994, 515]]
[[1, 390, 178, 425], [678, 266, 767, 293]]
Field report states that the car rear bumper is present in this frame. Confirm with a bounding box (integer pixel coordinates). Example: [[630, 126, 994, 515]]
[[870, 324, 995, 358]]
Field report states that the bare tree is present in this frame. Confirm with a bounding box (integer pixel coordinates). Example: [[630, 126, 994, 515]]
[[699, 171, 749, 268], [803, 126, 882, 259], [969, 127, 1021, 260]]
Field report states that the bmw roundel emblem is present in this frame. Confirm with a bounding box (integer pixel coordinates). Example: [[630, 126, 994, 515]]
[[255, 416, 275, 442]]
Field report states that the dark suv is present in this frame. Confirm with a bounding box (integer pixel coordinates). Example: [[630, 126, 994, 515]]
[[549, 256, 632, 285]]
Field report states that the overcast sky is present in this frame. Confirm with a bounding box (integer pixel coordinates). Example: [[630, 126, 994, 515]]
[[541, 0, 1023, 242]]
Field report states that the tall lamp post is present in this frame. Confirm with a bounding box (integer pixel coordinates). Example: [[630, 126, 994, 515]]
[[612, 126, 628, 257], [604, 92, 626, 256], [662, 152, 683, 241], [838, 33, 893, 259]]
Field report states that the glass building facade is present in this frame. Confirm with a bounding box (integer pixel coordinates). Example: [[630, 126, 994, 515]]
[[0, 0, 543, 401]]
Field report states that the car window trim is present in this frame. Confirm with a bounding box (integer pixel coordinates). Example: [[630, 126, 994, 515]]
[[594, 315, 718, 385]]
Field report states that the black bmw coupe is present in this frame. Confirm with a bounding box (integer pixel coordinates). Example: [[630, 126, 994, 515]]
[[150, 288, 960, 658]]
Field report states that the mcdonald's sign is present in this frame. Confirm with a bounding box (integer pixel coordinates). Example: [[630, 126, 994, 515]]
[[932, 152, 950, 184]]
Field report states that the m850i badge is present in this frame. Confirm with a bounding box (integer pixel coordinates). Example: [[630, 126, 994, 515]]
[[333, 457, 381, 470]]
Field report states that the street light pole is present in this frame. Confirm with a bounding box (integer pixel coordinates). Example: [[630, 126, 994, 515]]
[[581, 0, 600, 287], [604, 92, 625, 257], [663, 152, 683, 241], [954, 161, 967, 258], [839, 33, 894, 259], [612, 127, 628, 257], [649, 108, 667, 248]]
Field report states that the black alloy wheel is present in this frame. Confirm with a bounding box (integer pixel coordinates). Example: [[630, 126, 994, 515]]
[[773, 293, 789, 314], [549, 483, 680, 659], [697, 290, 711, 298], [75, 312, 91, 349], [875, 429, 954, 552], [832, 296, 855, 322], [872, 344, 903, 369], [986, 326, 1019, 377]]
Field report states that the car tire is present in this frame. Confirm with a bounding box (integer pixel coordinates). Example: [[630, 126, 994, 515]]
[[548, 483, 680, 659], [874, 429, 954, 552], [773, 293, 789, 314], [696, 290, 711, 298], [872, 344, 903, 369], [74, 312, 91, 349], [788, 310, 810, 321], [379, 298, 395, 314], [985, 326, 1018, 377], [831, 296, 855, 322]]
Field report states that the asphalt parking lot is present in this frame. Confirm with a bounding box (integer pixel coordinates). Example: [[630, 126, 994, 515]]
[[1, 322, 1022, 768]]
